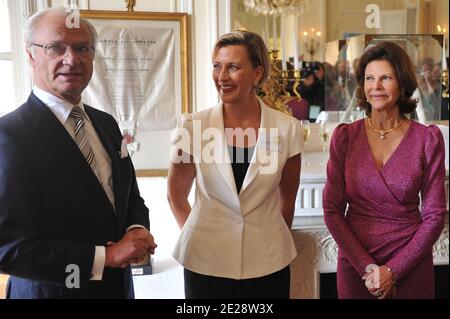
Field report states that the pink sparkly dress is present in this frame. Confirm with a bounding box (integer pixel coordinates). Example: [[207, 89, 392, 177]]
[[323, 119, 446, 299]]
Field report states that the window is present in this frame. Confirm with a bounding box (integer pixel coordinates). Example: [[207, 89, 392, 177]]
[[0, 0, 34, 117], [0, 0, 16, 115]]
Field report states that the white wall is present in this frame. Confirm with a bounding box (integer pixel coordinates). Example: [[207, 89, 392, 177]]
[[297, 0, 326, 62], [231, 0, 326, 63], [326, 0, 407, 41]]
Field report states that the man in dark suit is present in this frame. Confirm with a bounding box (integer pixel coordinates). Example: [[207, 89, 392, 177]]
[[0, 8, 156, 298]]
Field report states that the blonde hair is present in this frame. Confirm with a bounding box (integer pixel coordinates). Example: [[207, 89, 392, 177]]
[[212, 30, 270, 87]]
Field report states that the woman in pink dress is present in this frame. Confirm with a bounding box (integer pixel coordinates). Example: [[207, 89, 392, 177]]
[[323, 41, 446, 299]]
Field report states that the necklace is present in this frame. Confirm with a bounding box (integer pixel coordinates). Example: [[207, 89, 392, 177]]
[[367, 118, 404, 140]]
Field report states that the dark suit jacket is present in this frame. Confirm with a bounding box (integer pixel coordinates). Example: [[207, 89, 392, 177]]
[[0, 93, 150, 298]]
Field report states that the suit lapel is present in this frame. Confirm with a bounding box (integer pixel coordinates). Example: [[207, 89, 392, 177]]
[[240, 98, 266, 193], [211, 99, 270, 196], [26, 94, 114, 213], [210, 104, 239, 195]]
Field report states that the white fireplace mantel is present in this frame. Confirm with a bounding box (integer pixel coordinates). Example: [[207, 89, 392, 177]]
[[290, 151, 449, 299]]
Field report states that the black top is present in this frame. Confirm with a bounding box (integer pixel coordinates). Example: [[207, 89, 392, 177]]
[[227, 145, 255, 194]]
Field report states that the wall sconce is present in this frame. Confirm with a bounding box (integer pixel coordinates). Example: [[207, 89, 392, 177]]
[[303, 28, 321, 61]]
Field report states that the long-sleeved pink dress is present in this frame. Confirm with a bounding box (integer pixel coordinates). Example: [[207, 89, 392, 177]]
[[323, 119, 446, 299]]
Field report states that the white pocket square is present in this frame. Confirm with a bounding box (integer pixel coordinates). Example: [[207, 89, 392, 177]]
[[120, 139, 129, 159]]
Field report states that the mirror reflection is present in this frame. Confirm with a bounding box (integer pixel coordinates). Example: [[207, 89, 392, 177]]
[[232, 0, 449, 122]]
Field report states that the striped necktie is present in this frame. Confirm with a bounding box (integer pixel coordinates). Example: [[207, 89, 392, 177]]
[[69, 105, 101, 182]]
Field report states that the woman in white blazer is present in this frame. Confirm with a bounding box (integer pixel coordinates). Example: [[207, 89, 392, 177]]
[[167, 31, 303, 299]]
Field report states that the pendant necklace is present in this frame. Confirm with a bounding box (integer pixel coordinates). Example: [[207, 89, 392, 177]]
[[367, 117, 404, 140]]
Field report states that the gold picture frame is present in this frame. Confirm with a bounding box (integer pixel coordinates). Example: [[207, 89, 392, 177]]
[[80, 10, 190, 177]]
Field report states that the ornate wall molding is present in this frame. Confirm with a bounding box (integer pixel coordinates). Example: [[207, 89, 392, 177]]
[[433, 223, 449, 260]]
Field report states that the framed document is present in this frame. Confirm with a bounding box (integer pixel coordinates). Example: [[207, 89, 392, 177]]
[[80, 10, 190, 176]]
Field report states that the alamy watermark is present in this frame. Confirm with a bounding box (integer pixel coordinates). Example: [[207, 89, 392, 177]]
[[364, 264, 381, 289], [366, 4, 381, 29], [65, 4, 80, 29], [65, 264, 80, 289], [170, 121, 281, 175]]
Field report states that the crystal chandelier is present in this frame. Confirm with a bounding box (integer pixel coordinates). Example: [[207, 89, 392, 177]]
[[243, 0, 309, 16]]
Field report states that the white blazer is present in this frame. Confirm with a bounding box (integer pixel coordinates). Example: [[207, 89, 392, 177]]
[[172, 98, 303, 279]]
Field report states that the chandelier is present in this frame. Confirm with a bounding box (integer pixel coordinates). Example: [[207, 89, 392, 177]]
[[243, 0, 309, 16]]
